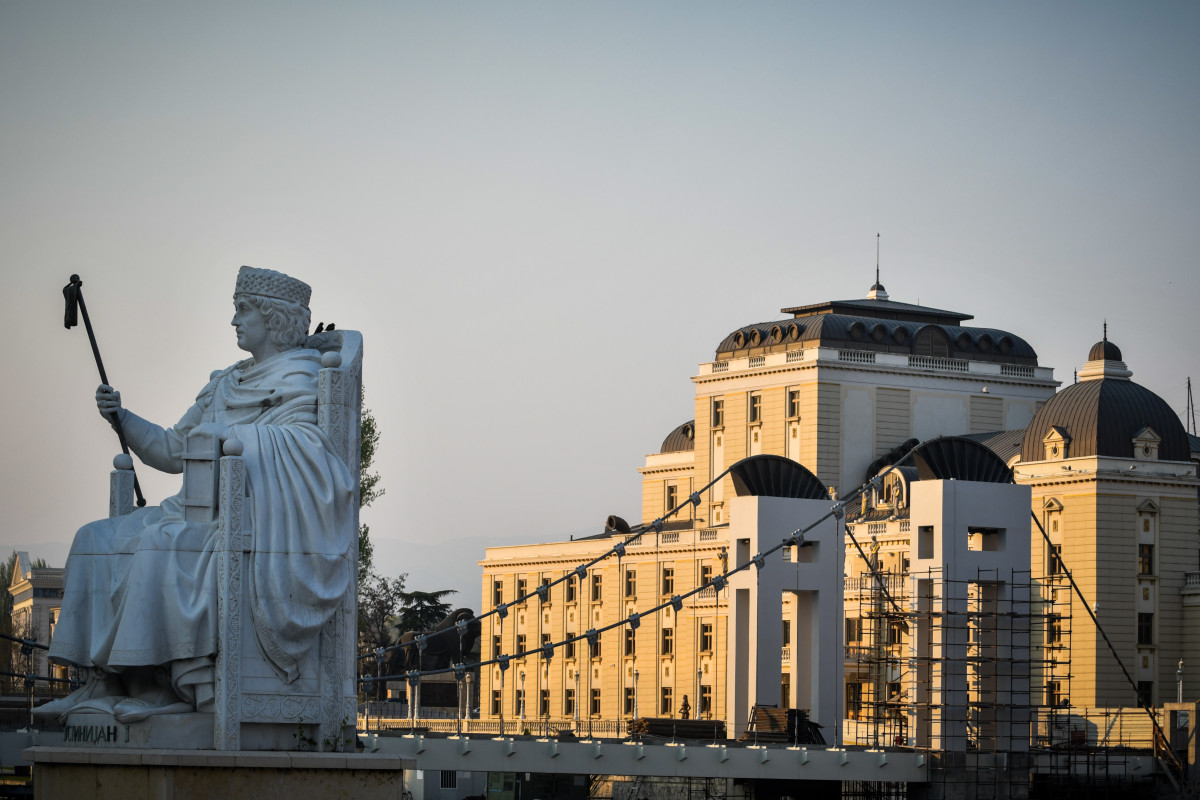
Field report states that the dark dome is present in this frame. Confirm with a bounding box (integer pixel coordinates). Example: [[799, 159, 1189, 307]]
[[660, 420, 696, 453], [1020, 379, 1189, 462], [1088, 339, 1123, 362]]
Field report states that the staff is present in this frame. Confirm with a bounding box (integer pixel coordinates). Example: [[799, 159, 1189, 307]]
[[62, 274, 146, 507]]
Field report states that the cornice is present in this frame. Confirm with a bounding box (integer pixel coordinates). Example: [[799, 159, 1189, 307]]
[[693, 360, 1055, 390]]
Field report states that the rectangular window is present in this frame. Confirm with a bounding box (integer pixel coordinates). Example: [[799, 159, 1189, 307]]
[[516, 578, 527, 602], [493, 580, 503, 606], [564, 689, 575, 716], [712, 398, 724, 428], [781, 620, 791, 648], [1047, 615, 1063, 645], [591, 573, 603, 601], [624, 569, 636, 598], [516, 634, 526, 655], [846, 682, 863, 719], [661, 628, 674, 656], [624, 687, 635, 715], [846, 617, 863, 644], [591, 689, 601, 716], [749, 394, 762, 424], [440, 771, 457, 790], [787, 389, 801, 419], [1047, 680, 1064, 707], [491, 690, 501, 715], [540, 689, 550, 717], [661, 687, 673, 715], [666, 485, 678, 512], [624, 627, 636, 656], [1138, 612, 1154, 645], [1139, 544, 1154, 575], [700, 685, 712, 717], [564, 638, 576, 659], [700, 623, 713, 652], [1048, 544, 1062, 576], [662, 567, 674, 595], [515, 689, 525, 715], [540, 576, 552, 599], [492, 635, 501, 657], [590, 636, 602, 659], [887, 621, 905, 645], [700, 563, 713, 587], [1138, 681, 1154, 706], [565, 574, 577, 603]]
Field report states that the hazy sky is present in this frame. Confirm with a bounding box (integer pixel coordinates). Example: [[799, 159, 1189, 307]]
[[2, 2, 1197, 602]]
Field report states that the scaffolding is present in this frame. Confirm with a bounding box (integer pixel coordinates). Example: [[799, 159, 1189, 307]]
[[843, 566, 1073, 798]]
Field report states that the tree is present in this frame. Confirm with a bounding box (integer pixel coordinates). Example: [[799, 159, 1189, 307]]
[[359, 571, 407, 657], [358, 397, 384, 584], [394, 588, 457, 636]]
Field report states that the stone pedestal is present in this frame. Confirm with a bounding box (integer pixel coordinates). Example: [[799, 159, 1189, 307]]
[[26, 746, 412, 800]]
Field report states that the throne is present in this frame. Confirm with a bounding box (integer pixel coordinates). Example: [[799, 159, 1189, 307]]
[[109, 330, 362, 751]]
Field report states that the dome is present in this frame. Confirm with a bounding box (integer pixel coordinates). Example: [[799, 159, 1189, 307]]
[[660, 420, 696, 453], [1088, 339, 1122, 362], [1020, 378, 1189, 462]]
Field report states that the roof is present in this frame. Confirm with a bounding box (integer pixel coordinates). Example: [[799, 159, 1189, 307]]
[[1189, 433, 1200, 457], [1020, 378, 1190, 462], [780, 297, 972, 325], [1088, 339, 1123, 362], [962, 430, 1027, 464], [660, 420, 696, 453], [715, 314, 1038, 363]]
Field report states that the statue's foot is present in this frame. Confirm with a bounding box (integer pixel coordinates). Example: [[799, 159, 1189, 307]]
[[32, 668, 123, 724], [112, 687, 192, 724]]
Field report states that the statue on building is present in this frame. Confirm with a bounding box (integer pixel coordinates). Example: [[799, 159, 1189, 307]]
[[36, 267, 357, 725]]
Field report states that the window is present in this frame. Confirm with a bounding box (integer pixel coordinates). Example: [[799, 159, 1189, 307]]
[[516, 578, 527, 602], [1047, 615, 1063, 645], [787, 389, 801, 419], [1138, 681, 1154, 707], [516, 634, 526, 655], [440, 771, 458, 790], [662, 567, 674, 595], [846, 617, 863, 644], [712, 398, 724, 428], [624, 569, 636, 597], [661, 687, 673, 715], [624, 687, 635, 714], [541, 632, 551, 649], [846, 681, 863, 719], [591, 689, 601, 716], [1048, 544, 1062, 576], [700, 623, 713, 652], [887, 620, 905, 645], [590, 636, 602, 659], [491, 690, 501, 715], [540, 689, 550, 717], [565, 574, 577, 603], [781, 620, 791, 648], [1138, 613, 1154, 645], [1047, 680, 1065, 707], [700, 564, 713, 587], [1139, 544, 1154, 575], [666, 485, 678, 512], [624, 628, 636, 657], [700, 685, 712, 717], [515, 689, 525, 716], [493, 580, 503, 606], [749, 394, 762, 424], [564, 638, 576, 659], [914, 328, 951, 358], [564, 689, 576, 716], [661, 628, 674, 656], [492, 635, 501, 657], [591, 574, 603, 601]]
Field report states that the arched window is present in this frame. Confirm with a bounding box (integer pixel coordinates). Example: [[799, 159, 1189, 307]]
[[914, 328, 951, 358]]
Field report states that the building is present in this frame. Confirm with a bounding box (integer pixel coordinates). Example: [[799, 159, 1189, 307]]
[[7, 552, 65, 686]]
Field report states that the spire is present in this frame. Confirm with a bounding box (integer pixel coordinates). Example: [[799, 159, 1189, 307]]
[[1103, 319, 1107, 343], [867, 233, 889, 301]]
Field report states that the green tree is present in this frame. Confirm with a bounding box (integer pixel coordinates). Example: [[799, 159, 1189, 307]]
[[394, 588, 457, 636], [358, 397, 383, 584]]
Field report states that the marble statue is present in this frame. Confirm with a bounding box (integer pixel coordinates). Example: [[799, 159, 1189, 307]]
[[37, 267, 357, 726]]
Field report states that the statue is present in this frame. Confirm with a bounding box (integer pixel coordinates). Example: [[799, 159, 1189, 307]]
[[37, 267, 357, 726]]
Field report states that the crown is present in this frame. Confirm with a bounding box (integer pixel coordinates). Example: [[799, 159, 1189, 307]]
[[234, 266, 311, 308]]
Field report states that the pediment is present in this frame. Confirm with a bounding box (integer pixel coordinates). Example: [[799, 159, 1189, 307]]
[[1137, 499, 1160, 514], [1043, 426, 1071, 444], [1133, 427, 1161, 444], [1042, 497, 1064, 512]]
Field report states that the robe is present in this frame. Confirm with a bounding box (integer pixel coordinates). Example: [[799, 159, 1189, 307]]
[[49, 348, 356, 684]]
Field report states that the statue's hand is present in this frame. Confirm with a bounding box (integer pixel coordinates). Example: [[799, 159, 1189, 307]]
[[96, 384, 122, 420], [191, 422, 233, 442]]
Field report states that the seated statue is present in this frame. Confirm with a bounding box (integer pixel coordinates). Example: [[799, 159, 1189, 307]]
[[37, 267, 356, 725]]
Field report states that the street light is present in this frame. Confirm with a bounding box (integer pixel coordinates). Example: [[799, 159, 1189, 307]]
[[633, 669, 639, 720], [1178, 659, 1185, 704], [520, 670, 526, 721]]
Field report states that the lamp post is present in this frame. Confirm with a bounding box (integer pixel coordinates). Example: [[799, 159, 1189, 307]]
[[520, 670, 526, 721], [696, 668, 703, 720], [1178, 659, 1184, 704], [633, 669, 639, 720], [574, 668, 581, 733]]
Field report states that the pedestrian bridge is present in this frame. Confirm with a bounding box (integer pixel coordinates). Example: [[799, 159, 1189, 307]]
[[369, 732, 929, 783]]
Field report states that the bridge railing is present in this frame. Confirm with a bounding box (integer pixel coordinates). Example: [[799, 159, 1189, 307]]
[[362, 716, 630, 739]]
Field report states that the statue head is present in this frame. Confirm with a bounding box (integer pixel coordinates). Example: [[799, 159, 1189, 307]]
[[232, 267, 312, 351]]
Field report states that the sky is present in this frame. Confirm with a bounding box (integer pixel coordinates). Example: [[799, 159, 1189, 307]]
[[1, 2, 1198, 603]]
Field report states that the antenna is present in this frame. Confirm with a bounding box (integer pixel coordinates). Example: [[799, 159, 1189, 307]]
[[1188, 377, 1196, 436], [875, 233, 880, 286], [1103, 320, 1107, 342]]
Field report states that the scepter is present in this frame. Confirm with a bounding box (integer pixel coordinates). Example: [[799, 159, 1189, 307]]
[[62, 274, 147, 508]]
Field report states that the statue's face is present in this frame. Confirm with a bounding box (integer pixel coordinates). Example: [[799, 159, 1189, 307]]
[[231, 297, 269, 355]]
